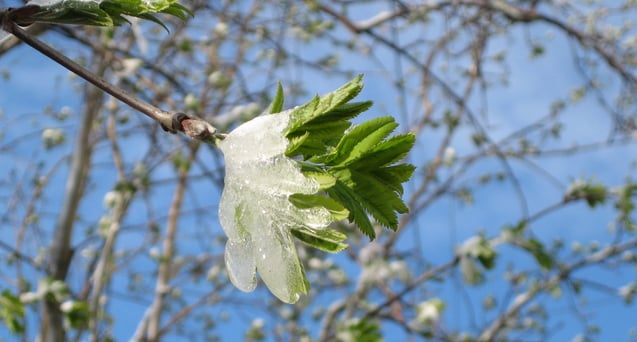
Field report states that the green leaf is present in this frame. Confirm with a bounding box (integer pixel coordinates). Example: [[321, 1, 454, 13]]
[[368, 163, 416, 195], [269, 82, 284, 114], [286, 75, 364, 134], [288, 193, 349, 221], [290, 226, 348, 253], [63, 301, 89, 329], [348, 133, 416, 169], [9, 0, 192, 28], [335, 169, 406, 228], [284, 76, 371, 159], [286, 132, 311, 157], [16, 1, 114, 26], [287, 120, 352, 158], [565, 179, 607, 208], [161, 2, 192, 21], [298, 165, 337, 190], [531, 44, 545, 58], [477, 245, 497, 270], [282, 76, 415, 239], [339, 319, 382, 342], [324, 127, 415, 237], [328, 116, 398, 166], [523, 238, 554, 270], [326, 178, 376, 238], [0, 290, 25, 334], [616, 184, 637, 232], [306, 101, 372, 125]]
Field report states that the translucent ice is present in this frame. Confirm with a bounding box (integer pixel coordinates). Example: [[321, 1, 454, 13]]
[[218, 110, 332, 303]]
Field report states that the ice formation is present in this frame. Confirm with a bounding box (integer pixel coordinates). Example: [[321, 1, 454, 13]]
[[218, 110, 332, 303]]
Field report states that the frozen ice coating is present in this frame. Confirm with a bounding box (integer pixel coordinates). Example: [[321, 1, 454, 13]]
[[218, 110, 332, 303]]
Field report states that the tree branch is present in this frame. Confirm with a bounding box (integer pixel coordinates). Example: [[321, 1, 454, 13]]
[[39, 48, 106, 342], [88, 113, 132, 342], [143, 146, 197, 341], [479, 237, 637, 340], [2, 21, 175, 128], [0, 16, 223, 144]]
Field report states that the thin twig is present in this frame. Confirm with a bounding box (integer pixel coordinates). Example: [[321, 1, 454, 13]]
[[479, 237, 637, 340], [0, 240, 44, 271], [363, 256, 460, 320], [143, 146, 197, 341], [3, 21, 176, 131], [1, 17, 222, 143], [88, 111, 132, 342]]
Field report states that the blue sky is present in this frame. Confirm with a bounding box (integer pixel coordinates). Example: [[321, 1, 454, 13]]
[[1, 3, 637, 341]]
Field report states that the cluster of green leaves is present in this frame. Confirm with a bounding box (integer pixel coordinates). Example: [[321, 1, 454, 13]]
[[564, 178, 607, 208], [0, 280, 91, 335], [270, 76, 416, 241], [7, 0, 191, 29], [504, 222, 554, 270], [616, 184, 637, 232], [0, 290, 24, 334], [338, 319, 382, 342]]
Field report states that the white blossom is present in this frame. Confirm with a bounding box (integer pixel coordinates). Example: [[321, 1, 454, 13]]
[[41, 128, 65, 149], [184, 93, 199, 110], [19, 292, 41, 304], [207, 264, 222, 281], [308, 257, 324, 270], [443, 146, 456, 166], [251, 318, 265, 329], [618, 282, 636, 303], [414, 298, 445, 326], [149, 246, 160, 259], [103, 191, 122, 209], [214, 22, 229, 37], [60, 300, 75, 313], [98, 215, 113, 237], [57, 106, 73, 120]]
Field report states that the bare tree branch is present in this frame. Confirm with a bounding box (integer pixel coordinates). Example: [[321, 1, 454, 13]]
[[39, 49, 106, 342], [480, 237, 637, 340], [143, 146, 197, 341], [0, 17, 223, 144]]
